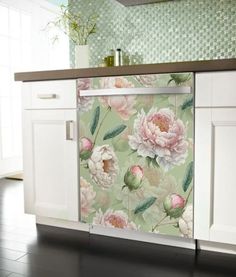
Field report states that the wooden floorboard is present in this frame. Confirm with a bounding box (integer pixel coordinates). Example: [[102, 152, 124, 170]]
[[0, 178, 236, 277]]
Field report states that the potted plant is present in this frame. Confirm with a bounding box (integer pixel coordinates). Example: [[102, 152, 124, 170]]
[[47, 4, 98, 68]]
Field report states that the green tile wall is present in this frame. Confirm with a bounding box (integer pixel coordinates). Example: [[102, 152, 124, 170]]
[[69, 0, 236, 67], [47, 0, 68, 6]]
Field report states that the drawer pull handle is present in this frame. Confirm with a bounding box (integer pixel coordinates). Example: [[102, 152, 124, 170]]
[[66, 121, 74, 140], [37, 94, 57, 99]]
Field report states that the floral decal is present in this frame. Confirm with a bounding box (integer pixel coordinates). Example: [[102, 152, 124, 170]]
[[79, 74, 194, 238], [128, 108, 188, 171]]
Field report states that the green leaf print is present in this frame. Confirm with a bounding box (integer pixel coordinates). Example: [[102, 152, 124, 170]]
[[182, 161, 194, 192], [103, 124, 127, 140], [134, 196, 157, 214], [168, 73, 191, 85], [146, 156, 159, 168], [90, 106, 100, 135], [181, 97, 193, 110], [80, 150, 92, 161]]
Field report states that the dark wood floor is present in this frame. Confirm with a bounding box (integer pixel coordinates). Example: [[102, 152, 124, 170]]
[[0, 179, 236, 277]]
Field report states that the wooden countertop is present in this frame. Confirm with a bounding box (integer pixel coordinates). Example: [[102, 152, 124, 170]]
[[14, 59, 236, 82]]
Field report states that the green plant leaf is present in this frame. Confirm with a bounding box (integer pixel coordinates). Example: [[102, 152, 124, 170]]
[[169, 208, 184, 219], [146, 157, 152, 167], [151, 157, 160, 168], [103, 124, 127, 140], [134, 197, 157, 214], [146, 156, 159, 168], [182, 161, 194, 192], [128, 149, 137, 156], [174, 223, 179, 228], [168, 73, 191, 85], [181, 97, 193, 110], [80, 150, 92, 161], [90, 106, 100, 135]]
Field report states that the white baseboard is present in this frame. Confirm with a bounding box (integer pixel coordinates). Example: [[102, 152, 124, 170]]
[[34, 217, 236, 254], [198, 240, 236, 255], [36, 216, 89, 232], [36, 216, 195, 249], [90, 225, 196, 250]]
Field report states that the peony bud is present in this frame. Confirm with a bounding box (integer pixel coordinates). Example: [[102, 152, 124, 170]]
[[80, 137, 93, 160], [163, 193, 185, 219], [123, 165, 144, 191]]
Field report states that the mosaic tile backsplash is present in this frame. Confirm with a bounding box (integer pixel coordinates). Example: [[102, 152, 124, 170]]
[[69, 0, 236, 67]]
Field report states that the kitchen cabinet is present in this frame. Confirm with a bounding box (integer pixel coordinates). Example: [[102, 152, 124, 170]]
[[194, 72, 236, 245], [16, 61, 236, 251], [22, 80, 79, 221]]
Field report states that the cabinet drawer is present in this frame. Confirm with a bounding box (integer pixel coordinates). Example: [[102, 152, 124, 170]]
[[196, 71, 236, 107], [22, 80, 77, 109]]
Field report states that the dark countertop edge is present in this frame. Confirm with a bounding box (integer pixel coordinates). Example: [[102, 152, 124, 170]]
[[14, 59, 236, 82]]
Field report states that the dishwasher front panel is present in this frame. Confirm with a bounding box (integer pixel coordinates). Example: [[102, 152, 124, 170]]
[[78, 73, 194, 238]]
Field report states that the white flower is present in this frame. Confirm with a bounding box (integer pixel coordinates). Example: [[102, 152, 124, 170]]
[[88, 145, 118, 189], [80, 177, 96, 219], [178, 204, 193, 238], [93, 209, 137, 230]]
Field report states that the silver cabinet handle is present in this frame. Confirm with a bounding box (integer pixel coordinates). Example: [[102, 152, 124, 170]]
[[66, 121, 74, 140], [79, 86, 192, 97], [37, 94, 57, 99]]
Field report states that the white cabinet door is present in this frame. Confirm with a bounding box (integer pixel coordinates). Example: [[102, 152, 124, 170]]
[[196, 71, 236, 108], [23, 109, 79, 221], [195, 108, 236, 245]]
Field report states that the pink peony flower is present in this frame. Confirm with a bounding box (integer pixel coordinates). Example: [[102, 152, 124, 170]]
[[100, 95, 137, 120], [163, 193, 185, 218], [130, 165, 144, 180], [170, 193, 185, 209], [80, 137, 93, 160], [93, 209, 137, 230], [80, 137, 93, 151], [80, 137, 93, 152], [80, 177, 96, 219], [124, 165, 144, 191], [128, 108, 188, 171], [100, 77, 136, 120], [77, 78, 94, 113]]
